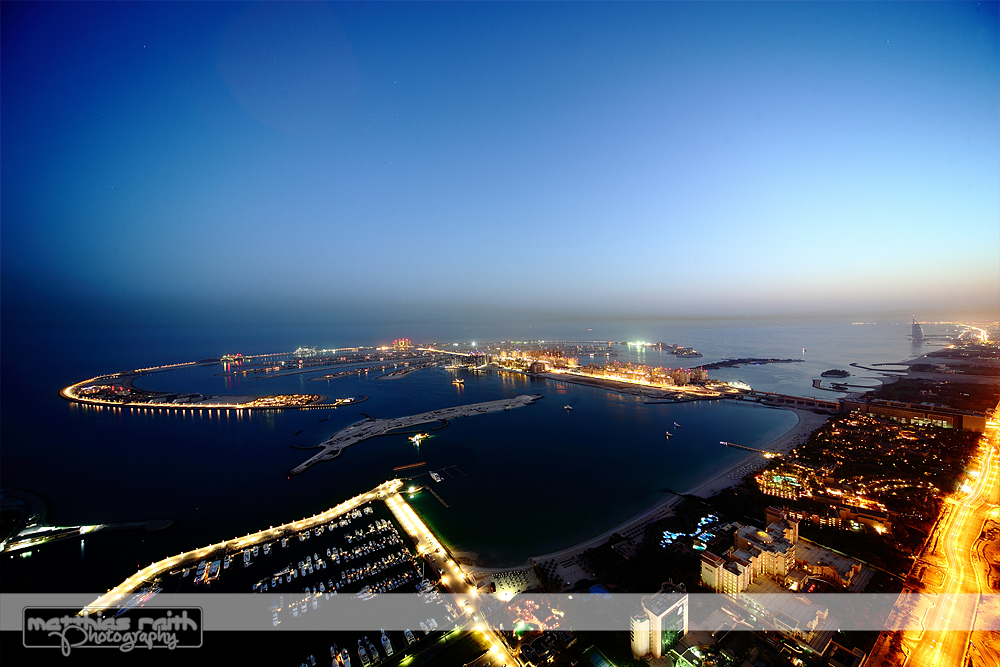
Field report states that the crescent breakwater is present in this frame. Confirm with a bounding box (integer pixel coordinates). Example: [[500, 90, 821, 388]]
[[288, 394, 544, 476], [58, 360, 368, 411]]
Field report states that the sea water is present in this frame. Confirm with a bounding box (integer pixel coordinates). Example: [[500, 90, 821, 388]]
[[0, 316, 957, 588]]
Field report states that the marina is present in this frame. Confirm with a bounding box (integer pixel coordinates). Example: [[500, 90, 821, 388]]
[[79, 479, 466, 666]]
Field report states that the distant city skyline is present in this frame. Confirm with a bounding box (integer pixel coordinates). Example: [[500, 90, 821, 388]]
[[2, 1, 997, 326]]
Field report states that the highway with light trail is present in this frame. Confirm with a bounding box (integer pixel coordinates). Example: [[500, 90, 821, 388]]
[[875, 401, 1000, 667]]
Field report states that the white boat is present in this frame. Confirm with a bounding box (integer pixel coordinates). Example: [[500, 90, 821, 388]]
[[381, 630, 393, 656], [674, 422, 682, 427], [341, 648, 351, 667], [364, 637, 380, 663], [429, 472, 443, 483], [665, 431, 672, 438], [404, 629, 416, 645], [564, 405, 573, 410], [420, 621, 429, 635], [357, 641, 370, 667]]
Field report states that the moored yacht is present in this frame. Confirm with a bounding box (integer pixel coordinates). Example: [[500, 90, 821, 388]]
[[364, 636, 380, 663]]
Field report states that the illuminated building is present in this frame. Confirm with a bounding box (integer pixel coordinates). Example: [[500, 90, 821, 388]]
[[630, 584, 688, 659], [700, 512, 798, 596], [843, 398, 987, 431], [629, 614, 650, 658], [765, 504, 891, 535]]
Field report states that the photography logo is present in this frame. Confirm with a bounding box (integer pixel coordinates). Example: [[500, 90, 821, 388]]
[[23, 608, 202, 656]]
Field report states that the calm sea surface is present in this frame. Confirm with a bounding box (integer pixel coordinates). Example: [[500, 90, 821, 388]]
[[0, 317, 955, 590]]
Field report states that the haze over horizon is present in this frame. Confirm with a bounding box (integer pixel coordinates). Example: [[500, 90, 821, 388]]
[[3, 2, 998, 328]]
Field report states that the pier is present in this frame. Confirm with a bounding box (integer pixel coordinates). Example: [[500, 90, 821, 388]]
[[719, 441, 780, 458], [425, 486, 450, 508]]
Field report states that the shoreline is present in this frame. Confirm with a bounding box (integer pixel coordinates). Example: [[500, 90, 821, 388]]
[[534, 371, 734, 401], [466, 406, 829, 580], [289, 394, 545, 475]]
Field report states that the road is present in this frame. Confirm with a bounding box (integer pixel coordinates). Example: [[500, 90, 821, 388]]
[[384, 492, 519, 666], [874, 403, 999, 667]]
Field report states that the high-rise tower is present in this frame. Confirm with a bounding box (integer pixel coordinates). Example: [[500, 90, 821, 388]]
[[911, 317, 924, 343]]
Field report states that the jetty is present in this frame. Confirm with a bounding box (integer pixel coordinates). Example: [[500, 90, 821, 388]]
[[720, 440, 781, 458]]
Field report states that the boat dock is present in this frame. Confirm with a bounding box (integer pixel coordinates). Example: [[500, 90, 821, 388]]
[[425, 486, 450, 508]]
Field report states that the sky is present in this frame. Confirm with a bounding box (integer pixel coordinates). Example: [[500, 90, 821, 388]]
[[2, 1, 998, 326]]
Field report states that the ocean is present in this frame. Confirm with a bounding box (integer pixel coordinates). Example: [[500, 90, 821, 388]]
[[0, 315, 959, 590]]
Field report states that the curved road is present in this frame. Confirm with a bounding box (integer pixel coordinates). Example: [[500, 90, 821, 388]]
[[891, 403, 999, 667]]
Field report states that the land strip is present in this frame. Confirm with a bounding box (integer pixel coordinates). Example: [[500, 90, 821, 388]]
[[533, 371, 733, 401], [60, 367, 369, 411], [699, 357, 804, 370], [288, 394, 545, 475]]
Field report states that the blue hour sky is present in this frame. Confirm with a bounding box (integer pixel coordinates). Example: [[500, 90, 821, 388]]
[[2, 1, 998, 326]]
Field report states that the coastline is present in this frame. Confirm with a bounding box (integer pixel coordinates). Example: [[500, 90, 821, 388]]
[[682, 406, 828, 497], [534, 371, 731, 401], [467, 406, 829, 582]]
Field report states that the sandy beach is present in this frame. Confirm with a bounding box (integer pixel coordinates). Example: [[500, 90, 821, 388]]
[[682, 406, 828, 498], [467, 406, 830, 583]]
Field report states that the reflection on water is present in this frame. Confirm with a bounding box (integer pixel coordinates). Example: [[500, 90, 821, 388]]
[[1, 316, 952, 586]]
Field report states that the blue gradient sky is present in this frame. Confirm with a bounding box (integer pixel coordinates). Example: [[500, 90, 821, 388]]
[[2, 2, 998, 325]]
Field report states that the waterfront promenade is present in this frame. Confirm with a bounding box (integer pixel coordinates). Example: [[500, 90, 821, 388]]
[[82, 479, 404, 615]]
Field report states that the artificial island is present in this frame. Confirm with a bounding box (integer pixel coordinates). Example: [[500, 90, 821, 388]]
[[41, 329, 1000, 667]]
